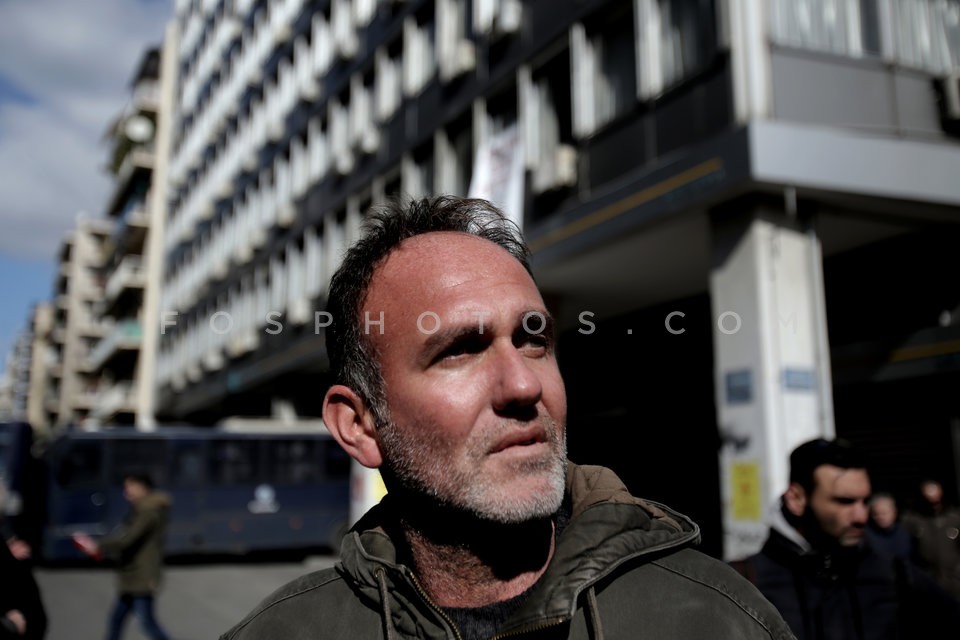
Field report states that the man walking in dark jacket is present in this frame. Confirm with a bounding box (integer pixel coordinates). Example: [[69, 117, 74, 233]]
[[73, 473, 172, 640], [220, 195, 795, 640], [732, 437, 960, 639]]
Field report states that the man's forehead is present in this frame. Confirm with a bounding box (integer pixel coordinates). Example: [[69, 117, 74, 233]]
[[373, 232, 529, 291], [814, 464, 870, 491]]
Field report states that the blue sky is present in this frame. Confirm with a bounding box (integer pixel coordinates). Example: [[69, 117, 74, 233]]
[[0, 0, 172, 366]]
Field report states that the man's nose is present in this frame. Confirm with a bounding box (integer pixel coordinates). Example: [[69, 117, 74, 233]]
[[492, 345, 542, 411], [853, 502, 870, 525]]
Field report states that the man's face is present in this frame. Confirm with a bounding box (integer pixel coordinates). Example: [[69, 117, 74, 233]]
[[869, 497, 897, 529], [806, 465, 871, 547], [123, 479, 148, 503], [363, 232, 567, 523], [921, 481, 943, 504]]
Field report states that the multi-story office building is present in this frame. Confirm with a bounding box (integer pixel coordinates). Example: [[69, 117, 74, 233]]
[[48, 218, 111, 430], [89, 47, 170, 428], [157, 0, 960, 559]]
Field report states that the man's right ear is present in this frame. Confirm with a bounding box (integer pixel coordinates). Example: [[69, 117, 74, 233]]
[[783, 482, 808, 518], [323, 384, 384, 469]]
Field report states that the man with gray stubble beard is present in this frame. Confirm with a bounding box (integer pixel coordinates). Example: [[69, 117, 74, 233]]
[[220, 195, 795, 640]]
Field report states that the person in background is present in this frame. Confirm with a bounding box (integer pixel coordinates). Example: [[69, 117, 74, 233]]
[[902, 478, 960, 600], [219, 195, 795, 640], [731, 437, 960, 639], [0, 482, 47, 639], [865, 492, 914, 562], [72, 473, 172, 640]]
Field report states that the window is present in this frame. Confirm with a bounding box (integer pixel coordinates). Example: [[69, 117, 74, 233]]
[[169, 440, 205, 487], [403, 142, 435, 197], [769, 0, 960, 73], [572, 1, 637, 136], [522, 50, 577, 193], [375, 40, 403, 122], [637, 0, 718, 97], [111, 439, 169, 486], [55, 441, 102, 488], [769, 0, 874, 57], [210, 440, 258, 485], [890, 0, 960, 73], [438, 0, 476, 81], [437, 113, 474, 196], [403, 9, 437, 96], [266, 439, 322, 484]]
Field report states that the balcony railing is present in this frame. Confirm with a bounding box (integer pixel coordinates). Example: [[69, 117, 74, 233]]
[[103, 256, 146, 306], [91, 381, 137, 421], [88, 320, 142, 371]]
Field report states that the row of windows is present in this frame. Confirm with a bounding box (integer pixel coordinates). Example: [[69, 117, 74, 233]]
[[54, 437, 350, 489]]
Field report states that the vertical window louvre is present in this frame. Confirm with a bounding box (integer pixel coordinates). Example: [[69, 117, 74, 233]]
[[375, 46, 402, 122]]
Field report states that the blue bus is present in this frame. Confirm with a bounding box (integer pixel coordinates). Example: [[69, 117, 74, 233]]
[[38, 424, 351, 562]]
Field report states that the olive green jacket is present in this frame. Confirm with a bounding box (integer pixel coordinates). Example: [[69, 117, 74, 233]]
[[100, 490, 171, 594], [220, 463, 795, 639]]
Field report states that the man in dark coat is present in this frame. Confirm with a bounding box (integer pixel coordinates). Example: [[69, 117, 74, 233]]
[[732, 437, 960, 639], [902, 478, 960, 600], [73, 473, 172, 640]]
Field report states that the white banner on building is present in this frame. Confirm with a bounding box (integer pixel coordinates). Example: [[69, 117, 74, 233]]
[[468, 123, 525, 229]]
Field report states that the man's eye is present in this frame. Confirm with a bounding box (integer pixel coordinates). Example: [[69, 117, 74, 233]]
[[440, 337, 485, 360], [519, 333, 550, 351]]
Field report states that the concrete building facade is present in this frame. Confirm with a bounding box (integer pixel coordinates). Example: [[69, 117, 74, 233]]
[[88, 46, 173, 429], [48, 218, 112, 430], [155, 0, 960, 559]]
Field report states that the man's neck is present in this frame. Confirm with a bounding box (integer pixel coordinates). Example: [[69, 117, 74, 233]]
[[396, 504, 556, 609]]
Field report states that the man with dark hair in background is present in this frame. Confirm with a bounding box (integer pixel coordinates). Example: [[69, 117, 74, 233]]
[[732, 437, 960, 639], [902, 477, 960, 600], [73, 473, 172, 640]]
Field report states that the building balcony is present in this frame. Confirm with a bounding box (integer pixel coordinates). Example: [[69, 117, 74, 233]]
[[105, 201, 150, 259], [91, 381, 137, 422], [88, 320, 142, 372], [99, 256, 147, 317], [72, 386, 100, 411], [107, 145, 155, 217], [77, 317, 110, 339]]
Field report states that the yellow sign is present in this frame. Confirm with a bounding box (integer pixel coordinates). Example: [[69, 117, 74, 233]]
[[731, 462, 762, 521]]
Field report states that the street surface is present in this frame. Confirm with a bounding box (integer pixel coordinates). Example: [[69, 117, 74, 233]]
[[35, 555, 336, 640]]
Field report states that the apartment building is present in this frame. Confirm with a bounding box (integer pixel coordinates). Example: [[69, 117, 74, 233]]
[[88, 47, 170, 428], [24, 303, 54, 436], [47, 218, 112, 430], [156, 0, 960, 559]]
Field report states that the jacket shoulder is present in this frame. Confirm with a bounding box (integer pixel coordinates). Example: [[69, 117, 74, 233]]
[[645, 548, 797, 639], [219, 567, 370, 640]]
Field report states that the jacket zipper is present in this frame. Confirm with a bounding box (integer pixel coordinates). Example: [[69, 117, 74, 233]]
[[489, 616, 567, 639], [403, 567, 464, 640]]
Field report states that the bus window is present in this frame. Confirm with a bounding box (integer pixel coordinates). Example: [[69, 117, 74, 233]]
[[55, 441, 102, 489], [169, 441, 205, 487], [210, 440, 258, 485], [267, 439, 321, 484], [111, 438, 168, 486]]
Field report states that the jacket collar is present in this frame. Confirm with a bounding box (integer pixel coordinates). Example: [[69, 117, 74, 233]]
[[337, 462, 701, 637]]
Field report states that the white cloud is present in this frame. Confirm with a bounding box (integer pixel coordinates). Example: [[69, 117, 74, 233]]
[[0, 0, 172, 261]]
